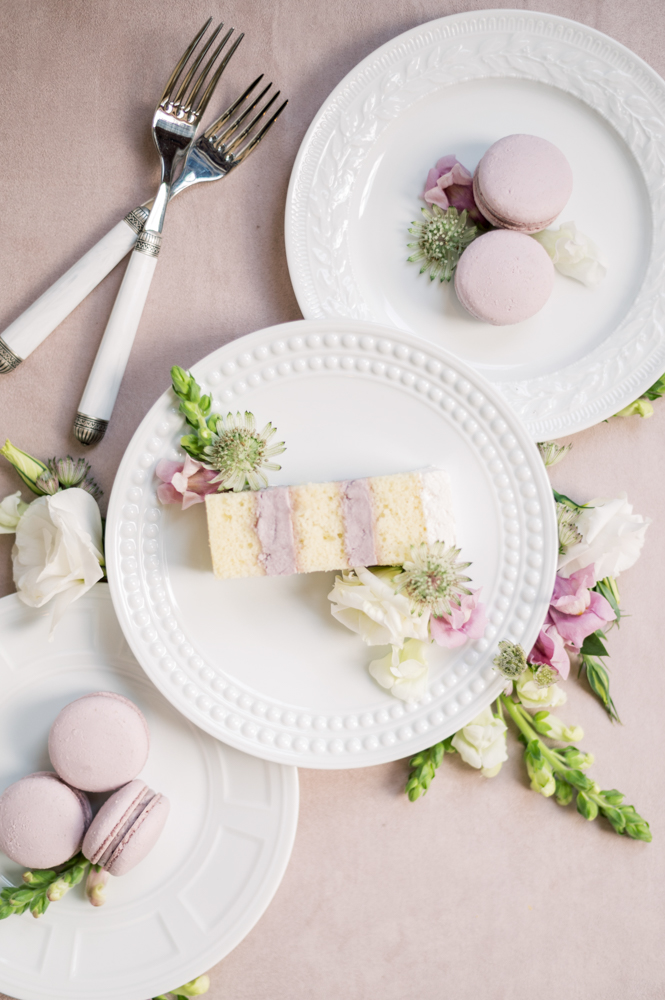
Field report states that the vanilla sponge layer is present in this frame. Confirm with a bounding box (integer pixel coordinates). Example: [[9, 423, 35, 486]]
[[206, 468, 455, 580]]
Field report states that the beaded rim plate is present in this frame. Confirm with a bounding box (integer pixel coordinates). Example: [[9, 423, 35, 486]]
[[0, 587, 298, 1000], [285, 10, 665, 439], [106, 319, 557, 769]]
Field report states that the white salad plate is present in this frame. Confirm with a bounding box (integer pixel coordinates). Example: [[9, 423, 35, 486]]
[[285, 10, 665, 439], [0, 587, 298, 1000], [106, 318, 557, 769]]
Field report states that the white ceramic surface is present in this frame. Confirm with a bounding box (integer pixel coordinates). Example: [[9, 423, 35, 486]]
[[106, 318, 557, 769], [285, 10, 665, 439], [0, 587, 298, 1000]]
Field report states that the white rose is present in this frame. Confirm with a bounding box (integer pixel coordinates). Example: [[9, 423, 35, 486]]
[[0, 492, 29, 533], [369, 639, 429, 702], [516, 670, 567, 710], [451, 705, 508, 777], [532, 221, 607, 288], [328, 566, 429, 647], [558, 493, 650, 580], [12, 489, 104, 632]]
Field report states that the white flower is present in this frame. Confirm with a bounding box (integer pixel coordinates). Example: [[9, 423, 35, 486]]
[[12, 489, 104, 633], [516, 669, 567, 709], [531, 221, 607, 288], [0, 492, 28, 533], [368, 639, 429, 702], [557, 493, 650, 580], [451, 705, 508, 777], [328, 566, 429, 647]]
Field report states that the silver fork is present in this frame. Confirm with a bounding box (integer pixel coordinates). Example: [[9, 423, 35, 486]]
[[0, 78, 286, 379], [73, 19, 240, 446]]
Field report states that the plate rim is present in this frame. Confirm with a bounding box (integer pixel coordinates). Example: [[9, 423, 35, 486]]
[[0, 586, 299, 1000], [106, 317, 557, 769], [284, 8, 665, 439]]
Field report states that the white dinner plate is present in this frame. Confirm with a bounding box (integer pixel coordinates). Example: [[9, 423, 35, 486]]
[[285, 10, 665, 439], [0, 587, 298, 1000], [106, 318, 557, 769]]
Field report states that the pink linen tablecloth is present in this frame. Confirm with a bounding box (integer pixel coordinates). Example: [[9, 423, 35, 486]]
[[1, 2, 664, 998]]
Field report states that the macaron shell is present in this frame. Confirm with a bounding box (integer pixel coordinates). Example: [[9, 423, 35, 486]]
[[474, 134, 573, 233], [82, 778, 170, 876], [454, 230, 555, 326], [49, 691, 150, 793], [0, 772, 91, 869], [106, 794, 170, 876], [82, 779, 148, 863]]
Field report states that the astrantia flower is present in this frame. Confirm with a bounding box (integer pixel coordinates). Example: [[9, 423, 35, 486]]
[[203, 411, 285, 492], [423, 155, 484, 224], [407, 205, 478, 282], [556, 502, 582, 554], [34, 471, 60, 496], [537, 441, 572, 468], [492, 639, 528, 679], [328, 566, 429, 648], [369, 639, 429, 702], [47, 456, 89, 488], [395, 542, 471, 617]]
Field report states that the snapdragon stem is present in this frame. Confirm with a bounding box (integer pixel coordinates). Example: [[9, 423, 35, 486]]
[[500, 696, 568, 775]]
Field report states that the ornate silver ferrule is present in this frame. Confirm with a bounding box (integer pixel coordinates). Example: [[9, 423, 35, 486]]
[[135, 231, 162, 258], [73, 413, 108, 447], [123, 205, 151, 235], [0, 337, 23, 374]]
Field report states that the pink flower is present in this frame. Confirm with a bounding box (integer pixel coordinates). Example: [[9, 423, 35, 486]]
[[430, 589, 487, 649], [155, 456, 218, 510], [529, 624, 570, 680], [547, 565, 615, 650], [423, 155, 483, 224]]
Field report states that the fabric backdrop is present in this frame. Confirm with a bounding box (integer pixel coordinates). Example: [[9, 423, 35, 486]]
[[1, 1, 664, 998]]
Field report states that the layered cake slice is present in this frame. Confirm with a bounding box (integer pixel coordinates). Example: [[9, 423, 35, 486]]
[[205, 467, 454, 579]]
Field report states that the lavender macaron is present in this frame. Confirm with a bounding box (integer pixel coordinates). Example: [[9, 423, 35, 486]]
[[0, 772, 91, 868], [82, 779, 170, 876], [473, 134, 573, 233], [455, 230, 555, 326], [49, 692, 150, 793]]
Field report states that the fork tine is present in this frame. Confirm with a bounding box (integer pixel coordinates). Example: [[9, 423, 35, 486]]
[[233, 100, 288, 163], [172, 21, 226, 106], [203, 74, 264, 140], [223, 91, 281, 156], [211, 82, 272, 148], [191, 32, 245, 118], [160, 18, 212, 105], [183, 27, 235, 113]]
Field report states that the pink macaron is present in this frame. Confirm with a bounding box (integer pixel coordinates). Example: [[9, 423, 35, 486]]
[[82, 779, 170, 876], [455, 229, 555, 326], [0, 772, 91, 869], [473, 134, 573, 233], [49, 692, 150, 793]]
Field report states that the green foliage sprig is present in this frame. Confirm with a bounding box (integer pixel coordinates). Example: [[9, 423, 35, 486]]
[[170, 366, 220, 462], [0, 853, 89, 920], [405, 738, 455, 801]]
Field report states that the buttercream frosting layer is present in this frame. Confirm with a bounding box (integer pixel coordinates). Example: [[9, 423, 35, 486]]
[[342, 478, 377, 566], [256, 488, 297, 575]]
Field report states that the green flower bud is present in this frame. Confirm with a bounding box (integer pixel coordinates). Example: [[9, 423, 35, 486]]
[[600, 804, 626, 834], [46, 878, 70, 902], [565, 768, 595, 792], [554, 778, 574, 807], [176, 975, 211, 996], [560, 746, 594, 770], [170, 366, 191, 396], [614, 398, 654, 418], [35, 471, 60, 495], [0, 440, 50, 494], [86, 867, 109, 907], [601, 788, 625, 806], [576, 791, 599, 821], [525, 742, 556, 797]]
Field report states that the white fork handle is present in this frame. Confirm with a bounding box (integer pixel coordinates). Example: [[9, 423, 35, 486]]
[[0, 208, 149, 372], [75, 232, 161, 443]]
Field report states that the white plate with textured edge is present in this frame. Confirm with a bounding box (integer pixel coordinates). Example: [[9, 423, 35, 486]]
[[106, 318, 557, 769], [285, 10, 665, 440], [0, 586, 298, 1000]]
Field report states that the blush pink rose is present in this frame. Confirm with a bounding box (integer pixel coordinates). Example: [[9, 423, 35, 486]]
[[529, 624, 570, 680], [155, 456, 218, 510], [430, 589, 487, 649], [547, 565, 615, 650], [423, 155, 483, 224]]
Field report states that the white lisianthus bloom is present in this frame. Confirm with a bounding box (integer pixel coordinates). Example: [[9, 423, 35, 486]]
[[516, 669, 567, 710], [532, 221, 607, 288], [12, 489, 104, 633], [451, 705, 508, 777], [328, 566, 429, 648], [0, 492, 29, 533], [557, 493, 650, 580], [369, 639, 429, 702]]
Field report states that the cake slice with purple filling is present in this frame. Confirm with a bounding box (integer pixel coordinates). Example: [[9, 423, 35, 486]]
[[205, 467, 454, 579]]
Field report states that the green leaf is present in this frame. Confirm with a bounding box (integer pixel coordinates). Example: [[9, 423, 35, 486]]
[[580, 656, 621, 723], [552, 489, 585, 511], [580, 631, 609, 658], [642, 373, 665, 401]]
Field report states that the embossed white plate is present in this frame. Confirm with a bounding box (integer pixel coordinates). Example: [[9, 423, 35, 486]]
[[0, 587, 298, 1000], [106, 319, 557, 769], [285, 10, 665, 439]]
